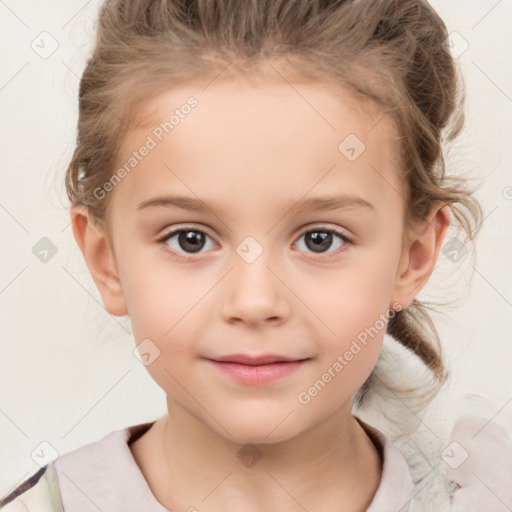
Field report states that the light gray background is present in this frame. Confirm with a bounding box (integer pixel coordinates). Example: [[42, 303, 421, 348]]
[[1, 0, 511, 494]]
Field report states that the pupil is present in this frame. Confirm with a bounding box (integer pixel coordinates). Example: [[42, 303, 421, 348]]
[[307, 231, 331, 253], [175, 230, 333, 254], [179, 231, 205, 253]]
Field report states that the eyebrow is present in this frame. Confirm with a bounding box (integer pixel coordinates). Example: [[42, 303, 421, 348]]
[[136, 194, 375, 217]]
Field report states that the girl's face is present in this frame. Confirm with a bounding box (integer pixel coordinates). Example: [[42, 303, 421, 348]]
[[103, 77, 410, 443]]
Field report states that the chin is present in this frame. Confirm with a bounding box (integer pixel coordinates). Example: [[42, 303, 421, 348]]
[[215, 413, 304, 446]]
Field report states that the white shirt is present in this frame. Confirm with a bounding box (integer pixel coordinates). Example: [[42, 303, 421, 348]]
[[50, 418, 413, 511], [3, 414, 511, 511]]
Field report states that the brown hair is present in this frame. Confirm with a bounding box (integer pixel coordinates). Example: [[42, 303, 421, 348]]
[[65, 0, 483, 409]]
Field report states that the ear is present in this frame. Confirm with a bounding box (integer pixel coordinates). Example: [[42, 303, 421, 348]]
[[70, 206, 128, 317], [390, 204, 451, 310]]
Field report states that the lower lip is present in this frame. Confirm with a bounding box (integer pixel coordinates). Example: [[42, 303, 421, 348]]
[[207, 359, 308, 385]]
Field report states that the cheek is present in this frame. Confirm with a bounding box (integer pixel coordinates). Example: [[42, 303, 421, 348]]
[[119, 255, 217, 389], [299, 257, 396, 341], [119, 250, 206, 336], [296, 290, 389, 413], [294, 254, 396, 387], [122, 263, 206, 392]]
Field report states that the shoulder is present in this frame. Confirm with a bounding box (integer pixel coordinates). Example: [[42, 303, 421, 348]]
[[0, 420, 156, 512], [0, 464, 63, 512], [389, 392, 512, 512], [441, 413, 512, 511]]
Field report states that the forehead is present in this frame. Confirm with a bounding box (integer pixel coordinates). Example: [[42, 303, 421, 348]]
[[111, 77, 404, 218], [129, 73, 394, 138]]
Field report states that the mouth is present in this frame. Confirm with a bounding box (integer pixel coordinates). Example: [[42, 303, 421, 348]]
[[204, 354, 311, 385], [208, 353, 309, 365]]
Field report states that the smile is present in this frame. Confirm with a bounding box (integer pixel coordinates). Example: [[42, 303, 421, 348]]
[[204, 354, 310, 385]]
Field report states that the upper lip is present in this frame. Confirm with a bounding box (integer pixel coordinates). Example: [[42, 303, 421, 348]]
[[207, 354, 309, 365]]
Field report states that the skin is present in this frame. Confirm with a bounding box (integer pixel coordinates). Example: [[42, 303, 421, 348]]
[[71, 72, 450, 511]]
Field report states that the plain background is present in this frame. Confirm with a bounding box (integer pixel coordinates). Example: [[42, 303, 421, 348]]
[[1, 0, 511, 495]]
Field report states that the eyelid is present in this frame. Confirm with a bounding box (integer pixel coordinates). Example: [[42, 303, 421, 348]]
[[157, 223, 217, 242], [156, 224, 218, 262], [292, 222, 354, 247], [156, 223, 353, 244], [156, 223, 353, 262], [292, 225, 353, 260]]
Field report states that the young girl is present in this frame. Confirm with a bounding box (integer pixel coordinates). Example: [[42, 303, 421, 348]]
[[2, 0, 511, 510]]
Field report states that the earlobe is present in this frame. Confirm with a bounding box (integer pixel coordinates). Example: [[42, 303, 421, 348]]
[[70, 206, 128, 317], [390, 204, 451, 310]]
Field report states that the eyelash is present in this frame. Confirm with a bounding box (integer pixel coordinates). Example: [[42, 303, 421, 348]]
[[156, 225, 353, 262]]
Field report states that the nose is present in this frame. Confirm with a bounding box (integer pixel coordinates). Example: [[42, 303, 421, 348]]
[[220, 249, 290, 327]]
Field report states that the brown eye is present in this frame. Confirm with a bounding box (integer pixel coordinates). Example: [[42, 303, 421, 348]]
[[294, 227, 351, 258], [176, 230, 206, 253], [304, 231, 334, 253], [159, 228, 215, 255]]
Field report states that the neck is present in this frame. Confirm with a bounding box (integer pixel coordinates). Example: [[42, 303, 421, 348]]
[[132, 400, 383, 512]]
